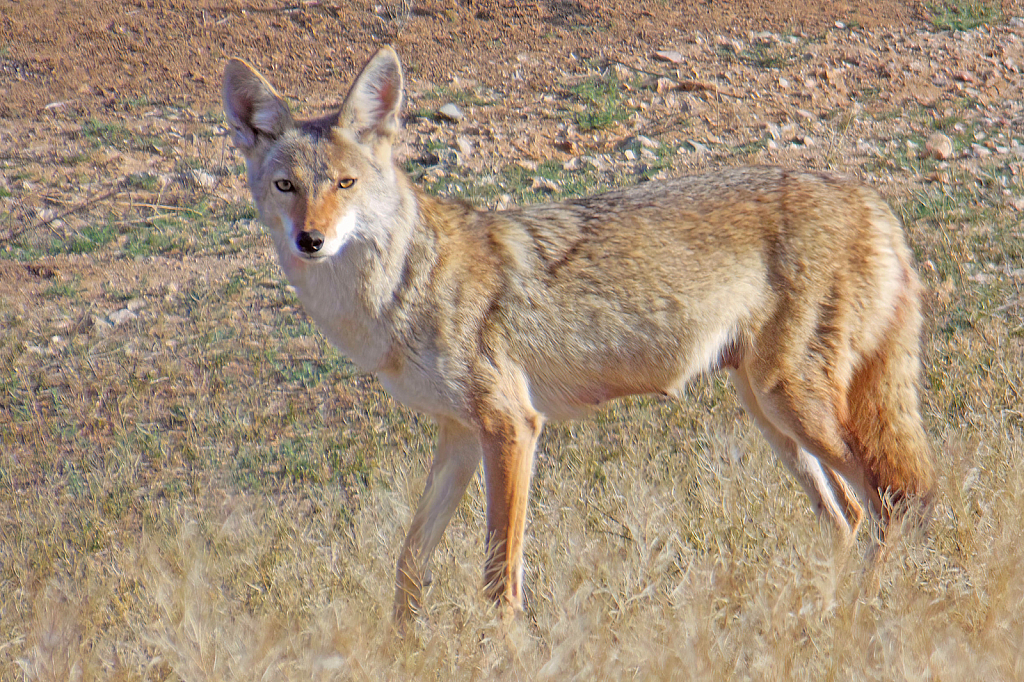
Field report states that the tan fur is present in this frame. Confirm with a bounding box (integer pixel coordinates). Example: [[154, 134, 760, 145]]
[[223, 46, 936, 624]]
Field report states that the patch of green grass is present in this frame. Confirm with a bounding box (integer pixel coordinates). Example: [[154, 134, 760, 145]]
[[424, 84, 496, 108], [103, 281, 146, 303], [416, 157, 607, 207], [127, 172, 161, 191], [220, 200, 258, 224], [620, 139, 680, 181], [40, 278, 81, 300], [739, 44, 797, 69], [123, 220, 194, 258], [733, 138, 770, 158], [81, 118, 161, 152], [67, 221, 119, 254], [569, 72, 633, 132], [116, 95, 154, 112], [928, 0, 1001, 30], [61, 152, 91, 166]]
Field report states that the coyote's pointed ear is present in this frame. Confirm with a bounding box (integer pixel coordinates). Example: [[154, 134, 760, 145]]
[[222, 58, 294, 151], [338, 46, 404, 147]]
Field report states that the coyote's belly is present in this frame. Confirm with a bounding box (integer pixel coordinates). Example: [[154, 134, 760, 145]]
[[509, 294, 750, 421]]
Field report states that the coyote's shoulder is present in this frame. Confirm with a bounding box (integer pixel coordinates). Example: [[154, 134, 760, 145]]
[[223, 46, 935, 625]]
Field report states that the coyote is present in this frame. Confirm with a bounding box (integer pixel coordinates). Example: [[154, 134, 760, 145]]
[[223, 46, 935, 623]]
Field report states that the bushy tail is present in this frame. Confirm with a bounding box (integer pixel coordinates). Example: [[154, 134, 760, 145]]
[[845, 267, 936, 517]]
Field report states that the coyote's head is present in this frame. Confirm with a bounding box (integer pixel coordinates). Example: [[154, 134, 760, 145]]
[[222, 47, 407, 263]]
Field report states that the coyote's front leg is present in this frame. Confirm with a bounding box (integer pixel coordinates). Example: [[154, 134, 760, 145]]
[[477, 391, 544, 616], [394, 418, 481, 624]]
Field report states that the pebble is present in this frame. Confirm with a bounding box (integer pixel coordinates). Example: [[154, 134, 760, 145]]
[[439, 148, 461, 166], [108, 308, 137, 326], [456, 136, 474, 156], [970, 143, 991, 158], [437, 103, 464, 122], [925, 132, 954, 160], [531, 176, 560, 193], [91, 315, 114, 337], [183, 169, 218, 190], [635, 134, 660, 149], [686, 140, 710, 154], [654, 50, 683, 64], [580, 155, 610, 171]]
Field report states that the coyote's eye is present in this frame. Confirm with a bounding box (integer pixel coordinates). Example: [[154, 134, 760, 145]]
[[337, 178, 356, 190], [274, 179, 294, 193]]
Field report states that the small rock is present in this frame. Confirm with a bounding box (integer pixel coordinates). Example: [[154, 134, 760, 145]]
[[954, 71, 976, 84], [624, 149, 637, 161], [108, 308, 138, 326], [795, 109, 817, 122], [437, 103, 464, 122], [531, 176, 560, 193], [635, 135, 660, 149], [183, 169, 218, 190], [553, 140, 577, 154], [656, 78, 675, 95], [91, 315, 114, 337], [686, 139, 710, 154], [778, 77, 790, 89], [612, 64, 633, 82], [1010, 197, 1024, 212], [857, 139, 880, 155], [619, 135, 660, 151], [562, 157, 583, 171], [439, 149, 461, 166], [970, 143, 991, 158], [581, 155, 610, 171], [456, 136, 474, 156], [654, 50, 683, 64], [925, 132, 954, 160]]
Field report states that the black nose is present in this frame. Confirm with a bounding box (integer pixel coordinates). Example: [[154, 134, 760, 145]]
[[296, 230, 324, 254]]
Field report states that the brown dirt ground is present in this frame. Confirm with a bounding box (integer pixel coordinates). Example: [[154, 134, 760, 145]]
[[1, 1, 938, 119], [1, 1, 1022, 320]]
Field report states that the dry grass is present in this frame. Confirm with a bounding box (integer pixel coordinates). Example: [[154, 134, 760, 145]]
[[3, 20, 1024, 682], [5, 415, 1024, 680]]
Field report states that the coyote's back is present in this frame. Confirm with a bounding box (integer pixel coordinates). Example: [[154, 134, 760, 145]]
[[223, 46, 935, 626]]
